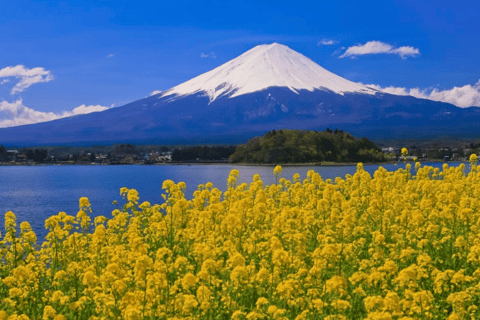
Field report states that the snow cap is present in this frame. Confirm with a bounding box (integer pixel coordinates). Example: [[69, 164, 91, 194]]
[[161, 43, 377, 102]]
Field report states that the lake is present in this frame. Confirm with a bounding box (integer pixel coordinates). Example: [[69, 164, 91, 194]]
[[0, 162, 465, 239]]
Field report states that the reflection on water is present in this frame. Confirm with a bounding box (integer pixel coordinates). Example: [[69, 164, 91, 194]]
[[0, 162, 466, 239]]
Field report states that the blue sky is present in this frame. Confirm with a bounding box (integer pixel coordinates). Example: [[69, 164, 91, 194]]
[[1, 0, 479, 127]]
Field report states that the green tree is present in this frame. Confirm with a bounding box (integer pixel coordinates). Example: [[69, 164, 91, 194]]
[[33, 149, 48, 163], [0, 145, 7, 161]]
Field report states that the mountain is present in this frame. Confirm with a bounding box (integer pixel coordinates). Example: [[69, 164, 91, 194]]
[[159, 43, 377, 101], [1, 43, 480, 146]]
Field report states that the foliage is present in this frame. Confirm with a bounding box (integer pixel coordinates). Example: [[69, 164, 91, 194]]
[[171, 146, 236, 161], [112, 144, 139, 156], [23, 148, 48, 163], [1, 156, 480, 319], [230, 129, 386, 163], [0, 145, 6, 161]]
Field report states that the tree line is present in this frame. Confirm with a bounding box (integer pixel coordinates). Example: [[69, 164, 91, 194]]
[[171, 146, 237, 161], [1, 144, 237, 163], [0, 145, 49, 163]]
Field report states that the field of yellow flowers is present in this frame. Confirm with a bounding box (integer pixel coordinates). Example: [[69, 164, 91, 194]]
[[1, 152, 480, 320]]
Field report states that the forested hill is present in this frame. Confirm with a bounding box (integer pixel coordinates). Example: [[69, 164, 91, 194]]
[[230, 129, 386, 163]]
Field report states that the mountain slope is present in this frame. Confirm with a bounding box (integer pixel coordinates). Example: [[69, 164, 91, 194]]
[[1, 43, 479, 146]]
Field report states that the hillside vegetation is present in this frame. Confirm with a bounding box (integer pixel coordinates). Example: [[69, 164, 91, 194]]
[[230, 129, 386, 163]]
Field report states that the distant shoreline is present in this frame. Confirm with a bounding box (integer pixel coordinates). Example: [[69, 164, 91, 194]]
[[0, 159, 459, 167]]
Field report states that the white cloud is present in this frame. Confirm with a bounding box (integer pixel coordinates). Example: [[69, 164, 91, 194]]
[[332, 46, 346, 56], [0, 99, 110, 128], [340, 41, 420, 59], [391, 46, 420, 59], [200, 52, 217, 58], [149, 90, 162, 96], [0, 79, 10, 84], [318, 39, 337, 46], [366, 80, 480, 108], [67, 104, 109, 116], [107, 53, 115, 58], [0, 65, 54, 94]]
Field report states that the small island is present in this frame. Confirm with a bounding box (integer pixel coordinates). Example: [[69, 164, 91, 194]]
[[230, 129, 386, 164]]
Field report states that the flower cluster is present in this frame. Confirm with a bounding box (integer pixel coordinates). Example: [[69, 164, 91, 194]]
[[2, 157, 480, 319]]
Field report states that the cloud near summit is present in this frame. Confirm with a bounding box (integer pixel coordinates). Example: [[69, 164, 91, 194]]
[[0, 65, 54, 94], [340, 41, 420, 59], [149, 90, 162, 96], [367, 80, 480, 108]]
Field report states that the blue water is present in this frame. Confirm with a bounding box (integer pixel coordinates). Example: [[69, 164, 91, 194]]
[[0, 162, 465, 239]]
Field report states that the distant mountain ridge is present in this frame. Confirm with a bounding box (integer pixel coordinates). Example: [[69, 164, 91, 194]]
[[1, 43, 480, 146]]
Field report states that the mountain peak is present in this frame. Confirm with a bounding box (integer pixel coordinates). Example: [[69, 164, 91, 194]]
[[161, 43, 377, 102], [255, 42, 285, 49]]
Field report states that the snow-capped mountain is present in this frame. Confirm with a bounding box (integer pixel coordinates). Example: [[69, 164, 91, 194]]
[[160, 43, 376, 102], [1, 43, 480, 146]]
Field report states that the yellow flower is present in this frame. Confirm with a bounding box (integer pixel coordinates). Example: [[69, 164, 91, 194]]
[[182, 272, 197, 290], [178, 181, 187, 190], [9, 288, 22, 298], [68, 302, 80, 312], [246, 311, 263, 320], [82, 270, 98, 287], [294, 310, 308, 320], [325, 276, 348, 295], [273, 165, 282, 175], [182, 294, 199, 313], [162, 179, 175, 190], [120, 187, 128, 195], [3, 162, 480, 319], [79, 197, 90, 208], [256, 297, 269, 308], [43, 306, 57, 320], [123, 305, 142, 320], [401, 148, 408, 156], [293, 173, 300, 182], [331, 299, 351, 312], [267, 306, 278, 314], [447, 313, 462, 320], [127, 189, 139, 202], [469, 153, 477, 163], [19, 221, 31, 232], [312, 299, 324, 311], [196, 285, 211, 310], [4, 211, 16, 230], [232, 310, 246, 320], [352, 287, 366, 296], [3, 276, 16, 287]]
